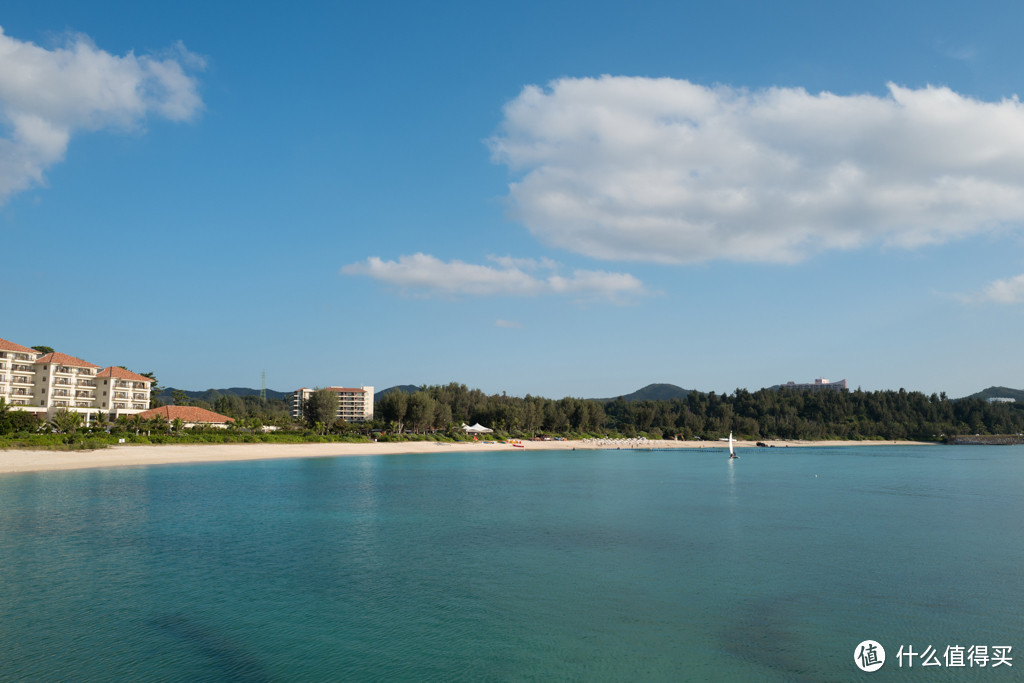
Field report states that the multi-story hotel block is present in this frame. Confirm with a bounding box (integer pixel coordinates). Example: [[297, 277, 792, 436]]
[[290, 386, 374, 423], [781, 378, 848, 393], [0, 336, 152, 418]]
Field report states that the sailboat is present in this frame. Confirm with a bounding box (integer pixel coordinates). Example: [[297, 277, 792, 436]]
[[728, 432, 738, 459]]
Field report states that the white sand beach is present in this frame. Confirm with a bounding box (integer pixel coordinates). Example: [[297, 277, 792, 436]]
[[0, 438, 933, 475]]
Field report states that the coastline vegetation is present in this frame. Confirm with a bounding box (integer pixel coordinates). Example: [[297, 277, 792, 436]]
[[2, 383, 1022, 451]]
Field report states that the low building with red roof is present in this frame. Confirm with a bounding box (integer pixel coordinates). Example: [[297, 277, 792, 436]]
[[136, 405, 234, 428]]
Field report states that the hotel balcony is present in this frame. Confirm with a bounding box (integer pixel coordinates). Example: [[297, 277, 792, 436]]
[[54, 378, 73, 386], [56, 366, 75, 375], [54, 400, 69, 407], [115, 392, 129, 399], [76, 391, 95, 399], [12, 365, 33, 373], [78, 379, 97, 387], [12, 377, 33, 385], [133, 393, 147, 401], [10, 388, 30, 397], [132, 403, 147, 410]]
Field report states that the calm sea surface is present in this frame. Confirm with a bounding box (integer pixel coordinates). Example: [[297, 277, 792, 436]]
[[1, 445, 1021, 682]]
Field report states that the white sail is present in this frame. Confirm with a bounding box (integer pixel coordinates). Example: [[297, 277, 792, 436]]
[[729, 432, 734, 456]]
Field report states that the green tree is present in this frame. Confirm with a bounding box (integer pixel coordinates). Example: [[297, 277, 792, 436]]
[[406, 391, 437, 433], [31, 345, 55, 354], [304, 388, 339, 431], [142, 372, 162, 408], [49, 408, 83, 434], [171, 389, 191, 406], [214, 394, 246, 418], [377, 390, 409, 433]]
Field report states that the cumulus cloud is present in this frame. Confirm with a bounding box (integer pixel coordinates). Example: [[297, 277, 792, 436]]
[[341, 253, 646, 302], [489, 76, 1024, 264], [970, 273, 1024, 304], [0, 27, 204, 204]]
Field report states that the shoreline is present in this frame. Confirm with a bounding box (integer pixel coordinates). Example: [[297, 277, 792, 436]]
[[0, 438, 934, 476]]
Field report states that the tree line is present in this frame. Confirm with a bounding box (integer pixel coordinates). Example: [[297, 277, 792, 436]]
[[4, 382, 1022, 443], [374, 383, 1024, 441]]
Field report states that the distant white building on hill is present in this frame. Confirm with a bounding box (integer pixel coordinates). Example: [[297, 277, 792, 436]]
[[782, 378, 848, 393], [290, 386, 374, 422], [987, 397, 1016, 403]]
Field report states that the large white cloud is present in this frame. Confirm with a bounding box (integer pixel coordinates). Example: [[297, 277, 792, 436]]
[[342, 253, 646, 302], [0, 26, 203, 204], [489, 76, 1024, 263]]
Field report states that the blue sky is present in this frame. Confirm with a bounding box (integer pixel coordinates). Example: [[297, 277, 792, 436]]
[[2, 1, 1022, 398]]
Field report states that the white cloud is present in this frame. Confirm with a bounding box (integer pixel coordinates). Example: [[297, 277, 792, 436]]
[[0, 27, 204, 204], [971, 273, 1024, 304], [490, 76, 1024, 264], [495, 319, 522, 328], [341, 253, 647, 302]]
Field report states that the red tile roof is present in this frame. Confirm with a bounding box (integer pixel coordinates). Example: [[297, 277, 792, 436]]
[[96, 367, 153, 382], [136, 406, 235, 423], [0, 337, 41, 355], [34, 352, 99, 368]]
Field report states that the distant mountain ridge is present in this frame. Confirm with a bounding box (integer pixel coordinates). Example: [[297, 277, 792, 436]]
[[371, 382, 691, 403], [159, 387, 291, 403], [374, 385, 421, 401], [160, 383, 1022, 407]]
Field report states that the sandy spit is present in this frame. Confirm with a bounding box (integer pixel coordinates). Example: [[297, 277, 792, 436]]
[[0, 438, 933, 476]]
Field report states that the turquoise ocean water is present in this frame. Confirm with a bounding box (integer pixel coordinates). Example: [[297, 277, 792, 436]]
[[1, 445, 1022, 681]]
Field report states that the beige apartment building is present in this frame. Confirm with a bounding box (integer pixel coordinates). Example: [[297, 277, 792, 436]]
[[0, 336, 152, 419], [290, 386, 374, 423]]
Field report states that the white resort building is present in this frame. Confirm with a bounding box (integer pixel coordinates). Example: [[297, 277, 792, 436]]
[[0, 336, 153, 419], [781, 378, 849, 393], [290, 386, 374, 423]]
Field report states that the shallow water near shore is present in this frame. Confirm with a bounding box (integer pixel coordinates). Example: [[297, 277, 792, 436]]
[[1, 445, 1021, 681]]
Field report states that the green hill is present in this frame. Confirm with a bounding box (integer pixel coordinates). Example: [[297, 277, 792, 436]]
[[593, 383, 691, 402], [374, 385, 421, 401], [965, 386, 1024, 402]]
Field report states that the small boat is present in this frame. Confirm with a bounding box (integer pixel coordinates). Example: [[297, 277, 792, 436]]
[[728, 432, 739, 459]]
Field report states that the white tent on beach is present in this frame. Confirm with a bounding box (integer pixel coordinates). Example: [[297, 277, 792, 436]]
[[462, 423, 494, 434]]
